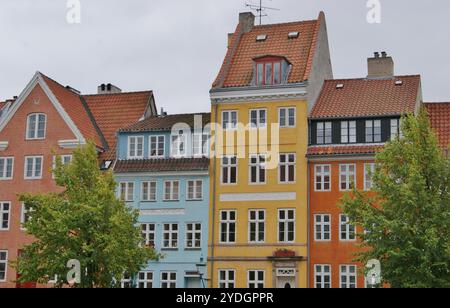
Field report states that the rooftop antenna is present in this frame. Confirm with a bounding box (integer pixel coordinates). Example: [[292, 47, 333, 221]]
[[245, 0, 280, 25]]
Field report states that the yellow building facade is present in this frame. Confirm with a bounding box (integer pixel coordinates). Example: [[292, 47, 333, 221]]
[[208, 12, 332, 288]]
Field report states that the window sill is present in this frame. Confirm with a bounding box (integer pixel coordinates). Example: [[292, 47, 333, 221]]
[[161, 248, 179, 251], [184, 248, 202, 251]]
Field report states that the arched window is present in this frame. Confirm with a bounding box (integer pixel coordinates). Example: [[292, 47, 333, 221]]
[[26, 113, 47, 140]]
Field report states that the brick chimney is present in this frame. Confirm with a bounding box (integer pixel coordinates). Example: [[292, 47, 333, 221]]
[[367, 52, 394, 78], [97, 83, 122, 95], [239, 12, 255, 33]]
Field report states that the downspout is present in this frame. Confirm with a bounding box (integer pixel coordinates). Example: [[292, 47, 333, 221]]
[[306, 118, 312, 288], [209, 104, 219, 287]]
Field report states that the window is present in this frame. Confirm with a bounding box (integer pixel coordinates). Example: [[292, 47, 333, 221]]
[[164, 181, 179, 201], [247, 270, 265, 288], [141, 223, 155, 247], [340, 265, 357, 288], [317, 122, 332, 144], [278, 209, 295, 243], [364, 163, 376, 191], [171, 131, 186, 157], [365, 120, 382, 143], [21, 203, 33, 229], [186, 223, 202, 249], [218, 270, 235, 288], [0, 157, 13, 180], [249, 210, 265, 243], [141, 181, 157, 202], [24, 156, 43, 179], [314, 265, 331, 288], [340, 164, 356, 191], [249, 109, 267, 129], [0, 202, 10, 231], [128, 136, 144, 159], [26, 113, 46, 140], [149, 135, 165, 158], [120, 273, 132, 288], [137, 272, 153, 288], [0, 251, 8, 282], [221, 156, 237, 184], [162, 223, 178, 249], [315, 165, 331, 191], [279, 107, 296, 128], [256, 59, 283, 86], [314, 214, 331, 241], [52, 155, 72, 178], [390, 119, 402, 140], [222, 111, 238, 130], [160, 272, 177, 288], [341, 121, 356, 143], [193, 134, 209, 157], [187, 180, 203, 201], [340, 215, 356, 241], [220, 210, 236, 244], [119, 182, 134, 202], [279, 154, 295, 183], [249, 154, 266, 184]]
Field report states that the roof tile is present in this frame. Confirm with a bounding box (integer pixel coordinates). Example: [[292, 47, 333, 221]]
[[114, 158, 210, 173], [120, 113, 211, 133], [426, 102, 450, 150]]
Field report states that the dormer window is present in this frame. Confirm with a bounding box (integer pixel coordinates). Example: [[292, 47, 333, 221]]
[[171, 131, 186, 157], [26, 113, 46, 140], [255, 57, 287, 86]]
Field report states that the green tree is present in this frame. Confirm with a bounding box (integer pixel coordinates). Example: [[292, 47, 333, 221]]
[[15, 142, 159, 288], [341, 109, 450, 288]]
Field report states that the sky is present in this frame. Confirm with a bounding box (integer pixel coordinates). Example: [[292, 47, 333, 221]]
[[0, 0, 449, 113]]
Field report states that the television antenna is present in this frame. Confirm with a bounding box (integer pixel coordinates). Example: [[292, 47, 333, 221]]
[[245, 0, 280, 25]]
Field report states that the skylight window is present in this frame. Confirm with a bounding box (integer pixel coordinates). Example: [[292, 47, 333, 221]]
[[288, 32, 299, 39], [336, 83, 344, 89], [395, 80, 403, 86], [256, 34, 267, 42]]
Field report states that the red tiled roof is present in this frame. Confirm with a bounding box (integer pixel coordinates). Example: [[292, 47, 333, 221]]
[[114, 158, 210, 173], [310, 75, 421, 119], [426, 102, 450, 149], [0, 101, 5, 110], [41, 74, 105, 148], [213, 12, 324, 88], [307, 144, 384, 157], [84, 91, 153, 160], [120, 113, 211, 133]]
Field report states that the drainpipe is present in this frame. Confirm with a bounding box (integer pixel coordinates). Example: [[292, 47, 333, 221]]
[[306, 118, 312, 288], [209, 104, 219, 288]]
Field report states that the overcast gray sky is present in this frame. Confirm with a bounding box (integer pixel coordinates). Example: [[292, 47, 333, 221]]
[[0, 0, 449, 113]]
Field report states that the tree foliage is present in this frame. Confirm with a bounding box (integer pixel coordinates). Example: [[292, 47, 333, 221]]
[[341, 109, 450, 288], [16, 142, 159, 288]]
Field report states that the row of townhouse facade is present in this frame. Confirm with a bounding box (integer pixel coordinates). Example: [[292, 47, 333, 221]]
[[0, 11, 449, 288]]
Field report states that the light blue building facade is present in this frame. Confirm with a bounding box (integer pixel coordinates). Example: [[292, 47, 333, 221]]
[[114, 113, 211, 288]]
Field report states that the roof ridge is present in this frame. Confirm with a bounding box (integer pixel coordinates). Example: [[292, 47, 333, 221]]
[[324, 75, 421, 82], [83, 90, 153, 97], [253, 19, 317, 29]]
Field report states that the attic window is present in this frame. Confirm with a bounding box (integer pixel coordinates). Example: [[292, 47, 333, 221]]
[[395, 80, 403, 86], [336, 83, 344, 89], [256, 34, 267, 42], [288, 32, 299, 39], [255, 57, 287, 86]]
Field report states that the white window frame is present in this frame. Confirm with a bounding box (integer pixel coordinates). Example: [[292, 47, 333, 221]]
[[20, 203, 33, 230], [160, 272, 177, 288], [278, 209, 295, 243], [365, 120, 382, 143], [219, 210, 236, 244], [340, 265, 357, 288], [279, 153, 296, 184], [218, 269, 235, 288], [314, 214, 331, 242], [0, 157, 14, 180], [137, 272, 153, 288], [248, 209, 265, 243], [141, 181, 157, 202], [339, 214, 356, 242], [0, 202, 11, 231], [314, 264, 332, 288], [149, 135, 165, 158], [0, 250, 8, 282], [119, 182, 134, 202], [120, 273, 132, 288], [221, 156, 237, 185], [127, 136, 144, 159], [24, 156, 43, 180], [26, 113, 47, 140], [186, 180, 203, 201], [249, 154, 266, 184], [247, 270, 265, 288], [341, 121, 357, 143], [185, 222, 202, 249], [279, 107, 296, 128], [222, 110, 238, 130], [52, 155, 72, 179], [339, 164, 356, 191], [141, 223, 156, 247], [364, 163, 376, 191], [192, 133, 209, 157], [164, 181, 180, 201], [162, 223, 179, 249], [249, 108, 267, 129], [315, 164, 331, 192], [317, 122, 332, 144], [171, 131, 187, 158]]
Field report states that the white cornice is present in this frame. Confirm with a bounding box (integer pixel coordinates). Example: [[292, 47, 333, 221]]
[[114, 171, 209, 177], [0, 141, 8, 151], [58, 139, 86, 149], [210, 86, 308, 104]]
